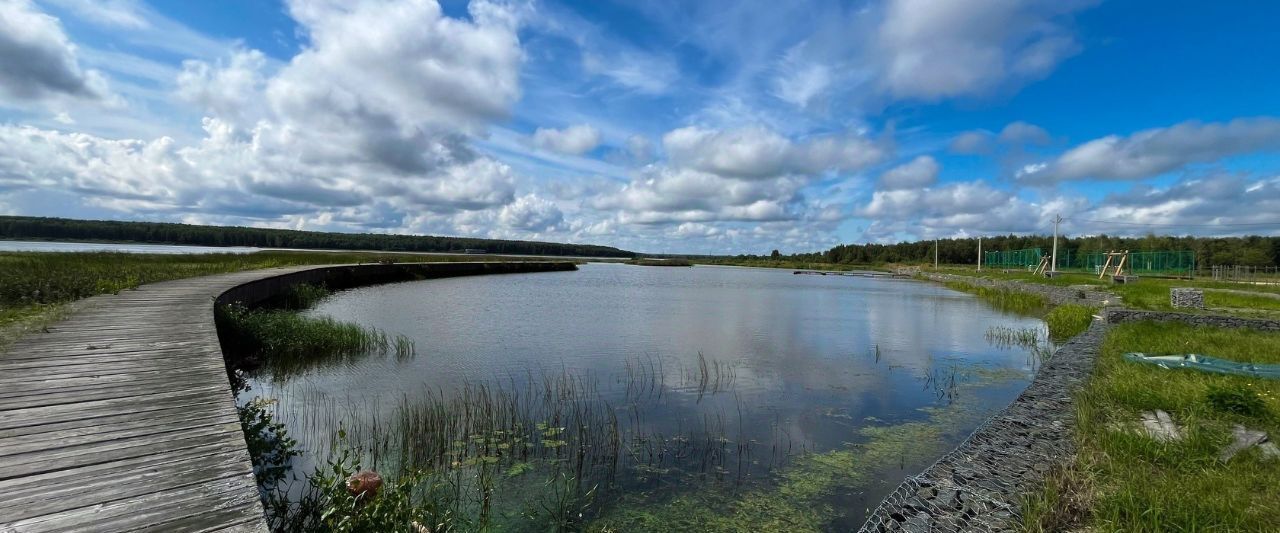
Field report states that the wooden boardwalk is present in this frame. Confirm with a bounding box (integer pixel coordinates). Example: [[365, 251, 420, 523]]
[[0, 267, 324, 532]]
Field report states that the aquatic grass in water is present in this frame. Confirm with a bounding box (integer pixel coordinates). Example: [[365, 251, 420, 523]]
[[218, 284, 415, 381], [253, 361, 765, 531], [943, 280, 1047, 314]]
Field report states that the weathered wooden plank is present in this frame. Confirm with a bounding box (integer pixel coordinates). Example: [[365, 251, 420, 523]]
[[0, 386, 235, 431], [0, 399, 235, 440], [0, 370, 228, 410], [0, 419, 245, 480], [0, 444, 251, 522], [0, 409, 237, 458], [0, 439, 243, 503], [3, 474, 263, 532]]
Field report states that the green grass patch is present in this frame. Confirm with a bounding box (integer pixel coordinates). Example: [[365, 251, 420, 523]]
[[0, 249, 509, 309], [217, 286, 414, 381], [1023, 322, 1280, 531], [1044, 304, 1097, 342]]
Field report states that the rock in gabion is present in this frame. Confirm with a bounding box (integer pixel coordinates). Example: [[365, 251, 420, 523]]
[[1170, 288, 1204, 309], [858, 323, 1108, 532]]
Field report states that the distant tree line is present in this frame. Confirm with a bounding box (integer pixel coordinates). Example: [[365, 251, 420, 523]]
[[0, 216, 635, 258], [727, 234, 1280, 268]]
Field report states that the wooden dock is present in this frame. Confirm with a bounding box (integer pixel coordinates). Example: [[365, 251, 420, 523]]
[[0, 268, 321, 532], [0, 262, 575, 531]]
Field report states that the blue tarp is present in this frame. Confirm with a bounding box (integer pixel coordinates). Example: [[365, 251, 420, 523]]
[[1124, 352, 1280, 380]]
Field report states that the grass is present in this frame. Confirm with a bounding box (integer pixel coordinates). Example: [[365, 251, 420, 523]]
[[937, 266, 1280, 319], [1022, 321, 1280, 532], [1044, 304, 1098, 342], [218, 284, 415, 381], [942, 280, 1048, 314], [0, 249, 519, 346]]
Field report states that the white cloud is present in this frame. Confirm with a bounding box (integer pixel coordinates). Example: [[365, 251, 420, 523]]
[[860, 181, 1010, 219], [998, 121, 1050, 144], [875, 0, 1092, 100], [948, 130, 993, 154], [0, 0, 108, 102], [275, 0, 522, 135], [499, 194, 564, 231], [595, 166, 807, 225], [1019, 117, 1280, 183], [176, 49, 268, 125], [1087, 174, 1280, 233], [662, 125, 886, 180], [42, 0, 148, 29], [532, 124, 601, 155], [773, 44, 833, 108], [877, 155, 938, 190], [0, 0, 529, 231], [581, 49, 679, 95], [626, 134, 655, 163]]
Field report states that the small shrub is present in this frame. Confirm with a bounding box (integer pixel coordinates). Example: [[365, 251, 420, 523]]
[[1205, 385, 1268, 417]]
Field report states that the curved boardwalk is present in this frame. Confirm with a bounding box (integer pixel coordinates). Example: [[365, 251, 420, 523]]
[[0, 262, 573, 532]]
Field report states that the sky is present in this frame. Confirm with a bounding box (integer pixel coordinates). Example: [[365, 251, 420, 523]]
[[1, 0, 1279, 255]]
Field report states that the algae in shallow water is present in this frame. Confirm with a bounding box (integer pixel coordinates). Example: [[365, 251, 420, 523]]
[[588, 390, 999, 532]]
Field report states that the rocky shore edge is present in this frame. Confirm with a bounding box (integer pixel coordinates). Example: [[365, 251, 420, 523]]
[[857, 321, 1109, 532]]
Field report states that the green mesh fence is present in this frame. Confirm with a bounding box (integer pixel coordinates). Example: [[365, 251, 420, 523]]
[[983, 248, 1043, 269], [1082, 251, 1196, 275]]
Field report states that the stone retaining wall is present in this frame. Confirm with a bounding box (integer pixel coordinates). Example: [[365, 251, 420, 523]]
[[858, 321, 1109, 532], [1103, 308, 1280, 331], [922, 272, 1115, 307]]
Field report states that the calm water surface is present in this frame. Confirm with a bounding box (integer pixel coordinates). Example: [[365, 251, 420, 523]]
[[247, 263, 1048, 530], [0, 239, 261, 254]]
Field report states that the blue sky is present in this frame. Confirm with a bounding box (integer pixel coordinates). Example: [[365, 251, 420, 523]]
[[2, 0, 1279, 254]]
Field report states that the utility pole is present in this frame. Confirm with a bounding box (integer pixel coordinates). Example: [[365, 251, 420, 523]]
[[934, 239, 939, 269], [978, 237, 982, 271], [1051, 214, 1063, 273]]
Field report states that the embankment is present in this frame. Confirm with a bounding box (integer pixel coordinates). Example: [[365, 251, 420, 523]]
[[859, 321, 1109, 532], [216, 261, 577, 308]]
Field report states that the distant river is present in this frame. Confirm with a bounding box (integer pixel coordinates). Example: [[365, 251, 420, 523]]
[[246, 263, 1049, 530]]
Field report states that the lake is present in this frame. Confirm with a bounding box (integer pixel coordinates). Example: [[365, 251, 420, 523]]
[[243, 263, 1049, 530], [0, 239, 262, 254]]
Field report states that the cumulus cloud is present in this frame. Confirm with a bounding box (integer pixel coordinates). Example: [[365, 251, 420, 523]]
[[1088, 173, 1280, 231], [877, 155, 938, 190], [0, 0, 530, 233], [949, 130, 993, 154], [0, 0, 107, 102], [499, 194, 564, 231], [594, 166, 807, 225], [875, 0, 1093, 100], [662, 125, 886, 180], [1018, 117, 1280, 183], [532, 124, 601, 155], [998, 121, 1050, 144], [176, 49, 268, 125]]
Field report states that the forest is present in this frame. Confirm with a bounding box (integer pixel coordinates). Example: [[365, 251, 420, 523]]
[[728, 234, 1280, 269], [0, 216, 635, 258]]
